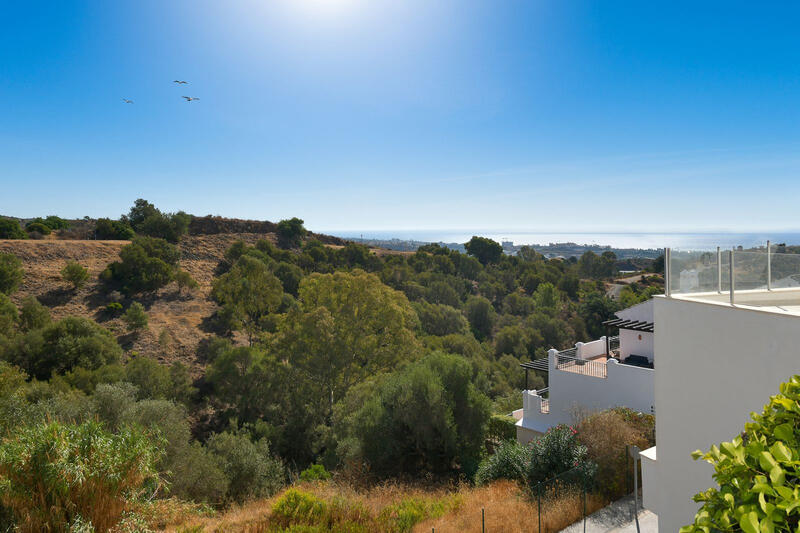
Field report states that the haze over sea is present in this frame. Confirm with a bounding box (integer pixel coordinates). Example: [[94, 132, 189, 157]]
[[331, 231, 800, 251]]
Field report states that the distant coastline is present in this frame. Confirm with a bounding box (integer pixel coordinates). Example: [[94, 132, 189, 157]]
[[330, 231, 800, 258]]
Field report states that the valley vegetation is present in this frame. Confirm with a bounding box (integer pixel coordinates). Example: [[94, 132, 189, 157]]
[[0, 202, 661, 532]]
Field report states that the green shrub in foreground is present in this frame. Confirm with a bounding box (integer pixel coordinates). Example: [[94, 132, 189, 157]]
[[0, 420, 162, 533], [475, 439, 530, 486], [299, 464, 332, 482], [682, 375, 800, 533]]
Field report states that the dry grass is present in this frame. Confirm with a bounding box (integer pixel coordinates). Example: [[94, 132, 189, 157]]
[[158, 479, 611, 533], [414, 480, 608, 533]]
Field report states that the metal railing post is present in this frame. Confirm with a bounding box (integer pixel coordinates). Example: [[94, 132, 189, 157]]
[[537, 483, 542, 533], [729, 250, 735, 305], [664, 248, 671, 297], [767, 240, 772, 290], [717, 246, 722, 293]]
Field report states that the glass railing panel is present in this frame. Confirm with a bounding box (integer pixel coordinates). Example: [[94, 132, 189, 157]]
[[733, 251, 768, 291], [770, 251, 800, 289], [669, 250, 721, 294]]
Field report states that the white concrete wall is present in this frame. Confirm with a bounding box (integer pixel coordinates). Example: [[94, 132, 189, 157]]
[[640, 446, 659, 516], [617, 299, 654, 323], [650, 295, 800, 532], [576, 337, 607, 359], [619, 329, 654, 361], [518, 350, 654, 435]]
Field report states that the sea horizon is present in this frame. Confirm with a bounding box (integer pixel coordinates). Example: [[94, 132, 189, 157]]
[[327, 230, 800, 251]]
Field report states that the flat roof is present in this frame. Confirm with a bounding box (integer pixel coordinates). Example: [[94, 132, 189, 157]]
[[663, 287, 800, 317]]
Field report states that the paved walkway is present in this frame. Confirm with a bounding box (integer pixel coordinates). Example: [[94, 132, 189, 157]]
[[561, 495, 657, 533]]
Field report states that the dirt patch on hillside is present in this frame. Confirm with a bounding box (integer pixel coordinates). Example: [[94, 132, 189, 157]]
[[0, 234, 283, 372]]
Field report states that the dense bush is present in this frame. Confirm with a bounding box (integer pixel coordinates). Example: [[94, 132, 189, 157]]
[[576, 407, 653, 497], [0, 219, 26, 240], [276, 217, 307, 249], [300, 464, 332, 482], [682, 376, 800, 533], [486, 414, 517, 442], [335, 352, 491, 477], [0, 295, 18, 337], [3, 317, 122, 380], [475, 440, 530, 485], [0, 420, 162, 533], [528, 424, 596, 485], [123, 301, 149, 332], [61, 261, 90, 290], [0, 253, 23, 295], [24, 222, 51, 236], [205, 430, 285, 502], [102, 237, 180, 294], [18, 297, 50, 332], [95, 218, 135, 240]]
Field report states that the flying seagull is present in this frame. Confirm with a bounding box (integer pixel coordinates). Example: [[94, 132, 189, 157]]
[[182, 96, 199, 102], [173, 80, 188, 84], [122, 98, 133, 104]]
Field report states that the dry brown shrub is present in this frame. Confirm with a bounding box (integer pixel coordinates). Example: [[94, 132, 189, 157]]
[[576, 409, 650, 497], [414, 480, 608, 533]]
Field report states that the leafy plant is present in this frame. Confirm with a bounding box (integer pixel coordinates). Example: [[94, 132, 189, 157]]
[[475, 440, 530, 485], [0, 219, 26, 239], [299, 464, 332, 482], [528, 424, 596, 486], [123, 302, 149, 332], [681, 375, 800, 532], [61, 261, 90, 290], [0, 253, 23, 295], [0, 420, 163, 533]]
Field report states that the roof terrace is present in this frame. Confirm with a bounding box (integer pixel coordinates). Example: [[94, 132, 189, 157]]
[[666, 242, 800, 315]]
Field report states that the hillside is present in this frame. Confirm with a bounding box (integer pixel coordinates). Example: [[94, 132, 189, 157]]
[[0, 233, 284, 372]]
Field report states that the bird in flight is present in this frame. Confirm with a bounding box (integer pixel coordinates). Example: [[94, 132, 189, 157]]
[[173, 80, 188, 84], [122, 98, 134, 104], [182, 96, 199, 102]]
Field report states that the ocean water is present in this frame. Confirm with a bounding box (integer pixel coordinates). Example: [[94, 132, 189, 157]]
[[331, 231, 800, 251]]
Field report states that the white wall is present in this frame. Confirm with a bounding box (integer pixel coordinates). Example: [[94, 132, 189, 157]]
[[650, 295, 800, 532], [619, 329, 654, 361], [576, 337, 607, 359], [518, 350, 654, 434]]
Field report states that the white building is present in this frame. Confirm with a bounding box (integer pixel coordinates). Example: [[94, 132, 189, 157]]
[[640, 246, 800, 532], [515, 300, 656, 442]]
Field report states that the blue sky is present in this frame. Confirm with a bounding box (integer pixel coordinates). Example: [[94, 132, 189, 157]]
[[2, 1, 800, 233]]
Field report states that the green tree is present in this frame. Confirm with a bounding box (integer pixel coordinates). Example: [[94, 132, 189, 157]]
[[0, 294, 18, 338], [5, 317, 122, 380], [0, 253, 23, 295], [413, 301, 469, 337], [18, 296, 50, 332], [102, 236, 180, 294], [0, 219, 26, 240], [125, 198, 159, 231], [464, 296, 496, 341], [205, 430, 285, 503], [276, 217, 307, 249], [24, 221, 51, 236], [123, 302, 149, 332], [533, 282, 560, 312], [61, 261, 90, 290], [336, 352, 491, 476], [212, 255, 284, 344], [579, 292, 621, 339], [464, 236, 503, 265], [275, 270, 420, 417], [682, 376, 800, 533], [94, 218, 135, 240]]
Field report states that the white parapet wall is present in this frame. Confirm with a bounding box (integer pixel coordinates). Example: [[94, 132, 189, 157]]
[[576, 337, 607, 359], [517, 349, 655, 436]]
